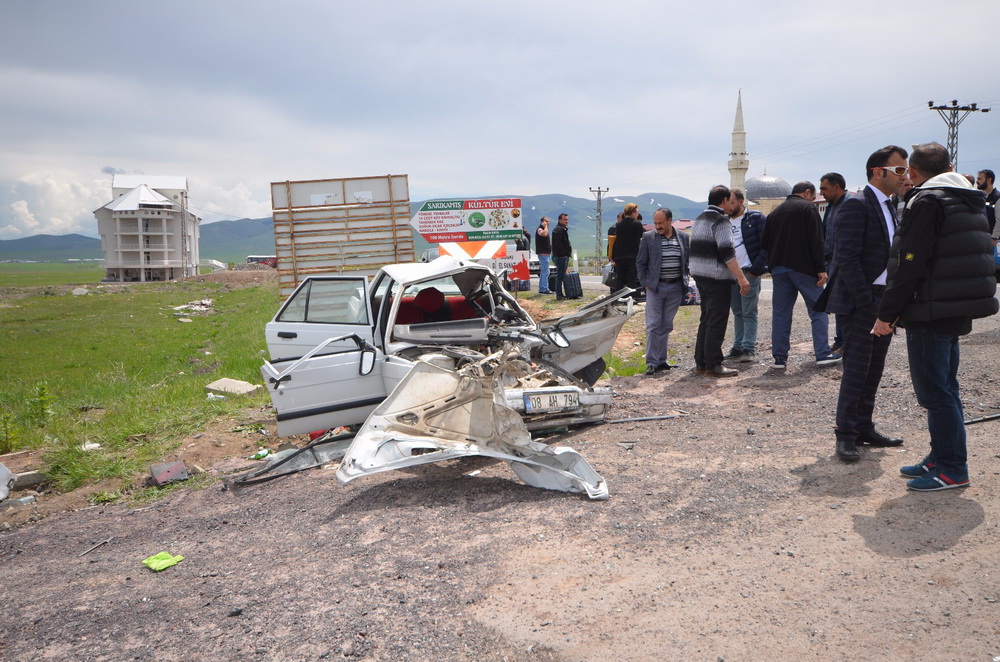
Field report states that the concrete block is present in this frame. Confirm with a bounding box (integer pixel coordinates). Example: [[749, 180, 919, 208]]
[[205, 378, 263, 396], [13, 470, 45, 490]]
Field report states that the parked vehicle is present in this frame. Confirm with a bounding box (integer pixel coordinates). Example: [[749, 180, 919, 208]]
[[420, 243, 554, 277], [246, 255, 277, 267]]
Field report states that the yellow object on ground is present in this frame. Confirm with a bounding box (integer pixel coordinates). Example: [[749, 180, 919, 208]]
[[142, 551, 184, 571]]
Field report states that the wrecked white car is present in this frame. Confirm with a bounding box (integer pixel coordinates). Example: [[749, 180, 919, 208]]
[[259, 256, 633, 498]]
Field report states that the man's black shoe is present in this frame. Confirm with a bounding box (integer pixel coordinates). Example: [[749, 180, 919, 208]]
[[857, 429, 903, 447], [655, 363, 672, 371], [830, 341, 843, 354], [836, 440, 861, 461], [645, 365, 657, 376]]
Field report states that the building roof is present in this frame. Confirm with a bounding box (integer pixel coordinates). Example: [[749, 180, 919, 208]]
[[745, 174, 791, 200], [103, 184, 175, 211], [112, 175, 188, 191]]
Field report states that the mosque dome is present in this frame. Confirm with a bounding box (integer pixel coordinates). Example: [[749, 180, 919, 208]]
[[745, 174, 791, 201]]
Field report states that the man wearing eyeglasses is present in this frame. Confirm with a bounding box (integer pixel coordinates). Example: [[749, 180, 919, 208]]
[[816, 145, 909, 461]]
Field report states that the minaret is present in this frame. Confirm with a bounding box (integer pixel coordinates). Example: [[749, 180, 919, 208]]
[[728, 91, 749, 191]]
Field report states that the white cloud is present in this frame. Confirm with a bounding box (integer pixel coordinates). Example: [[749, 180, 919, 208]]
[[0, 0, 997, 238], [0, 171, 109, 237]]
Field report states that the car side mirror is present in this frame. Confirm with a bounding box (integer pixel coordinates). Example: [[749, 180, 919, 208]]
[[545, 329, 570, 348], [359, 348, 376, 375]]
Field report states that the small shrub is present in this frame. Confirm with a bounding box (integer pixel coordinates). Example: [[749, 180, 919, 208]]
[[29, 383, 55, 427], [0, 412, 17, 454]]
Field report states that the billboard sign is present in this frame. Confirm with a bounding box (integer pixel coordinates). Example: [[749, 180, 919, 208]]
[[410, 198, 523, 242]]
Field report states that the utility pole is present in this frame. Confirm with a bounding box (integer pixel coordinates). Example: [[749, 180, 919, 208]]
[[590, 187, 609, 260], [928, 100, 990, 171]]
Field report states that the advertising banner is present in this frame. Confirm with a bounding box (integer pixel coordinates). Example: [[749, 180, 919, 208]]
[[410, 198, 523, 242], [481, 250, 530, 281]]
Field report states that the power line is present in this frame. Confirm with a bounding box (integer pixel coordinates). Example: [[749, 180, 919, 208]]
[[186, 204, 263, 221]]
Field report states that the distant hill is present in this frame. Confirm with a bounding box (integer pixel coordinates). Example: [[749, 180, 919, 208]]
[[197, 216, 276, 264], [0, 233, 102, 261], [0, 192, 705, 263]]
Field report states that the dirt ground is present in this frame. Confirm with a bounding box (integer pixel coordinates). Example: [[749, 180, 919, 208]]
[[3, 274, 1000, 661]]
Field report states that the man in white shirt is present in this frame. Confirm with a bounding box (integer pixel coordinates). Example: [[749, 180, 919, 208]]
[[816, 145, 909, 461], [725, 189, 768, 362]]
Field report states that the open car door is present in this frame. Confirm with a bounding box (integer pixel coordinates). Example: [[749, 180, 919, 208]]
[[537, 288, 635, 382], [262, 277, 388, 436]]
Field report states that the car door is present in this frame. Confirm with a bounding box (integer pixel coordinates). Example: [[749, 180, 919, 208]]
[[265, 276, 375, 360], [537, 289, 635, 375], [262, 276, 388, 436]]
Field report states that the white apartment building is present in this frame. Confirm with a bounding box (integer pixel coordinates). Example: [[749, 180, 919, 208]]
[[94, 175, 201, 282]]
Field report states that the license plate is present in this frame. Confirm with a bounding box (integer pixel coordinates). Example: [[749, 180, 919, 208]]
[[523, 390, 579, 413]]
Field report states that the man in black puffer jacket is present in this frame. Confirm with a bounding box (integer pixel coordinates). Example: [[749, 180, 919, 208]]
[[874, 142, 999, 492]]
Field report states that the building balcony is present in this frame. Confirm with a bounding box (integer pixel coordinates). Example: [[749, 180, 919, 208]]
[[104, 260, 192, 268], [117, 243, 172, 250]]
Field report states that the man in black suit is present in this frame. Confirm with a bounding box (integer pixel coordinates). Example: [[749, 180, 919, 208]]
[[817, 145, 909, 461]]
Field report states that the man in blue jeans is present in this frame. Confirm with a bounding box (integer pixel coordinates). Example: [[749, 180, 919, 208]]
[[551, 213, 574, 299], [535, 217, 552, 294], [726, 189, 768, 362], [873, 142, 998, 491], [761, 181, 840, 369]]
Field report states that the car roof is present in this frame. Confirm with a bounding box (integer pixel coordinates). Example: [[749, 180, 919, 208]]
[[381, 255, 492, 285]]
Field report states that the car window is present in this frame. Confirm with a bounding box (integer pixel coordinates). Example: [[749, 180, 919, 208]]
[[400, 276, 463, 298], [276, 278, 369, 325]]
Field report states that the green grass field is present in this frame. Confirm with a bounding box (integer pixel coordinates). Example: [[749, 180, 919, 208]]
[[1, 273, 278, 490], [0, 262, 106, 287]]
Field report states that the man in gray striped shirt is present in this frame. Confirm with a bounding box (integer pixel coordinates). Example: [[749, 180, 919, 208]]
[[689, 185, 750, 377], [636, 207, 690, 375]]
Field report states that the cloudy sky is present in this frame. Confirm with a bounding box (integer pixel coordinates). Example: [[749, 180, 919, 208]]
[[2, 0, 997, 239]]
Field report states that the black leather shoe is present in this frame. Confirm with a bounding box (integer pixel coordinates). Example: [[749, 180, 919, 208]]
[[836, 439, 861, 461], [857, 429, 903, 447], [655, 363, 672, 371], [645, 365, 657, 376], [707, 364, 739, 377]]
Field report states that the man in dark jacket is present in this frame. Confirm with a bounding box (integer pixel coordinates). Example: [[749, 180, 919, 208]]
[[551, 213, 575, 299], [612, 203, 644, 296], [874, 142, 998, 491], [636, 207, 690, 375], [726, 189, 768, 362], [820, 173, 849, 352], [976, 169, 998, 235], [816, 145, 910, 462], [761, 181, 839, 369]]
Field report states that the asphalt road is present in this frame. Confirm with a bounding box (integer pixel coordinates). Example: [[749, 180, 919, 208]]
[[559, 274, 775, 299]]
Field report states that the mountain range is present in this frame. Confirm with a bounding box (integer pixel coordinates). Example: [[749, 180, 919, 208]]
[[0, 192, 705, 264]]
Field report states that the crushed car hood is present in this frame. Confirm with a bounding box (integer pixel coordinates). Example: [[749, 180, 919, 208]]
[[336, 357, 608, 499]]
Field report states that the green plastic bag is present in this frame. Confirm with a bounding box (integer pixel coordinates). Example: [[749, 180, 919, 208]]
[[142, 551, 184, 571]]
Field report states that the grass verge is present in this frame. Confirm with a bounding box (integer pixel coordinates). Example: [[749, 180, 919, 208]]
[[0, 276, 277, 491]]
